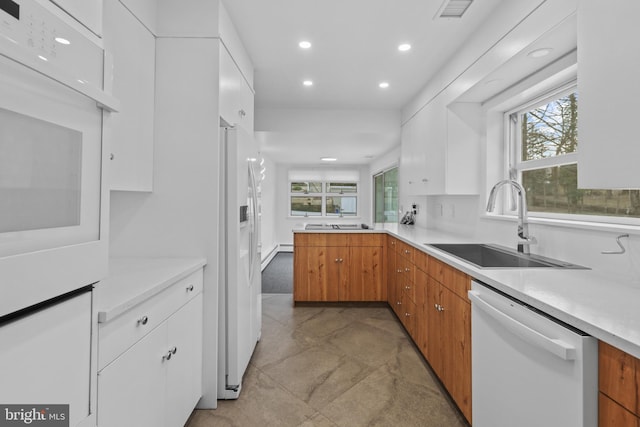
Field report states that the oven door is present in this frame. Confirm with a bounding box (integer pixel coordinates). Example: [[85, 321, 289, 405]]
[[0, 47, 107, 317]]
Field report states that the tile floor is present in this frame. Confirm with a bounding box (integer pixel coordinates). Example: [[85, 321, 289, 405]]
[[186, 294, 469, 427]]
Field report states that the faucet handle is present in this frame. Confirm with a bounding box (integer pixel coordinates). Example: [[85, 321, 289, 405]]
[[517, 236, 537, 254]]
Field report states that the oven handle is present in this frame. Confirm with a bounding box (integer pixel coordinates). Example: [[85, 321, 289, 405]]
[[468, 290, 576, 361]]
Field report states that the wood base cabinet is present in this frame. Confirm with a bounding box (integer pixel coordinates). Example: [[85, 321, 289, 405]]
[[599, 341, 640, 426], [294, 233, 385, 302], [426, 257, 472, 422]]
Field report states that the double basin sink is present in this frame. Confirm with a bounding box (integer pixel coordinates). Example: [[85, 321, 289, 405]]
[[427, 243, 587, 269]]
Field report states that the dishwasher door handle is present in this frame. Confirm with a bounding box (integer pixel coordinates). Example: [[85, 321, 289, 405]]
[[468, 290, 577, 361]]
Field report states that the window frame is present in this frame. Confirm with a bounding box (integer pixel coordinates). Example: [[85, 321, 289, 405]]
[[288, 180, 359, 218], [501, 81, 640, 226]]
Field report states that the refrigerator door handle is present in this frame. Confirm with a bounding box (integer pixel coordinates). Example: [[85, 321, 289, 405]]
[[468, 290, 576, 360], [248, 162, 259, 284]]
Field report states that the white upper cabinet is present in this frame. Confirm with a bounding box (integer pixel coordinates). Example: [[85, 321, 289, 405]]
[[103, 0, 155, 191], [577, 0, 640, 189], [219, 46, 254, 133], [400, 100, 480, 196], [51, 0, 103, 36]]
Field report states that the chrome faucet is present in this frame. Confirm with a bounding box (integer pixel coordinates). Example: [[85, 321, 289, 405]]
[[486, 180, 537, 254]]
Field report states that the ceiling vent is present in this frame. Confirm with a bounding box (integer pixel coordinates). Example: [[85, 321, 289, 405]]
[[435, 0, 473, 18]]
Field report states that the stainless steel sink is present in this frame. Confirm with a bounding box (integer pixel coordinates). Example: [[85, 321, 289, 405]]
[[426, 243, 588, 269]]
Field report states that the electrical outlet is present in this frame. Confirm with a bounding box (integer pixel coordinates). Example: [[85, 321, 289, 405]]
[[412, 203, 419, 215]]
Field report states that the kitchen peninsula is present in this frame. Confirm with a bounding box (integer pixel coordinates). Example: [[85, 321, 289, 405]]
[[294, 223, 640, 425]]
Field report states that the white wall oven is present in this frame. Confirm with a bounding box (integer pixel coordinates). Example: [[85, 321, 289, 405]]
[[0, 0, 118, 318]]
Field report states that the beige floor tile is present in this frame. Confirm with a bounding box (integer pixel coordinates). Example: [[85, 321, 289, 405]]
[[187, 295, 468, 427]]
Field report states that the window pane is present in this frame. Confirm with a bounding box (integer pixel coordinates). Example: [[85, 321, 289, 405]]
[[327, 182, 357, 194], [290, 182, 322, 193], [326, 196, 357, 216], [290, 196, 322, 216], [522, 93, 578, 161], [384, 168, 398, 223], [523, 164, 640, 218], [374, 174, 384, 222]]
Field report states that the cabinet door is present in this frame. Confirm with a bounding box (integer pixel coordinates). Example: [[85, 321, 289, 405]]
[[426, 278, 443, 376], [293, 246, 340, 301], [400, 100, 446, 195], [414, 268, 428, 354], [387, 243, 397, 305], [219, 47, 254, 132], [346, 246, 384, 301], [599, 341, 639, 414], [165, 295, 203, 427], [599, 393, 639, 427], [440, 288, 472, 421], [104, 0, 155, 191], [98, 324, 166, 427], [577, 1, 640, 189]]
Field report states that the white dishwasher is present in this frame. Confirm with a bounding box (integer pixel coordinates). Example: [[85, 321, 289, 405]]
[[468, 281, 597, 427]]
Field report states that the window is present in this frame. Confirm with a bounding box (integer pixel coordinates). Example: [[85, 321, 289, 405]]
[[289, 177, 359, 217], [374, 167, 398, 223], [509, 87, 640, 220]]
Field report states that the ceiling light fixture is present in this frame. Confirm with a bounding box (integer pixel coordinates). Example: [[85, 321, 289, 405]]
[[527, 48, 553, 58], [303, 80, 313, 86], [398, 43, 411, 52], [299, 40, 311, 49], [379, 82, 390, 89], [321, 157, 337, 162], [55, 37, 70, 45]]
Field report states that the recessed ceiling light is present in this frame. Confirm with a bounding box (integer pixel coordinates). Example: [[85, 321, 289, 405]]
[[299, 41, 312, 49], [303, 80, 313, 86], [55, 37, 70, 45], [321, 157, 337, 162], [527, 48, 553, 58], [398, 43, 411, 52], [379, 82, 390, 89]]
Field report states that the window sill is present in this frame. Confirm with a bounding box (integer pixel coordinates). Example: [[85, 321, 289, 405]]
[[482, 213, 640, 235], [287, 216, 363, 220]]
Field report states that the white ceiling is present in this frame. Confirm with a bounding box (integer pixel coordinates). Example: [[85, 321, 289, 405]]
[[222, 0, 577, 165]]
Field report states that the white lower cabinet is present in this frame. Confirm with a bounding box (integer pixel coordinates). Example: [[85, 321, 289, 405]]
[[97, 265, 204, 427]]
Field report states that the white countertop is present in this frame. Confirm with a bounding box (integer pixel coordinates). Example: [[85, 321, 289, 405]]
[[96, 257, 206, 323], [294, 223, 640, 358]]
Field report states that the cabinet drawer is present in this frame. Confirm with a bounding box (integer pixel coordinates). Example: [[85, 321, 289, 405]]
[[348, 233, 384, 247], [397, 241, 416, 263], [98, 269, 203, 370], [599, 341, 640, 415], [428, 257, 469, 300], [388, 236, 399, 252], [398, 257, 416, 285], [599, 393, 640, 427], [414, 249, 428, 272], [294, 233, 349, 247]]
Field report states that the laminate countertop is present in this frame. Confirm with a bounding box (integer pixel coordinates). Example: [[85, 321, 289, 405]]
[[294, 223, 640, 358]]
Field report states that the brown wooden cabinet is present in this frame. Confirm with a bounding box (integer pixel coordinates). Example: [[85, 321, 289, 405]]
[[294, 233, 385, 302], [599, 341, 640, 426], [426, 257, 472, 422]]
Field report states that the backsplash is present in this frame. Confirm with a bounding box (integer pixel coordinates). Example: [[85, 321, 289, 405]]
[[426, 194, 640, 284]]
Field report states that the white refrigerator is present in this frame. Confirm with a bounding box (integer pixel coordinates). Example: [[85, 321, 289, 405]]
[[218, 126, 262, 399]]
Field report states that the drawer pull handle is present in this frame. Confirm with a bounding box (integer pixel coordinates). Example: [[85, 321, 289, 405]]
[[405, 285, 411, 290], [137, 316, 149, 326], [186, 284, 194, 292], [162, 347, 178, 362]]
